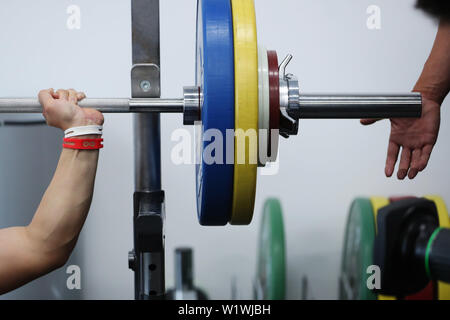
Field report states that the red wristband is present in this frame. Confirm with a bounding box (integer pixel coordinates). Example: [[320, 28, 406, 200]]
[[63, 138, 104, 150]]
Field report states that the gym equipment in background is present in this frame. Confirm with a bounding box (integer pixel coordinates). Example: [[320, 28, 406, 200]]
[[377, 196, 433, 300], [166, 248, 208, 300], [340, 198, 377, 300], [254, 198, 286, 300], [340, 196, 450, 300]]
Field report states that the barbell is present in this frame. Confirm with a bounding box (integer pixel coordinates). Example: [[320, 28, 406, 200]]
[[0, 0, 422, 226]]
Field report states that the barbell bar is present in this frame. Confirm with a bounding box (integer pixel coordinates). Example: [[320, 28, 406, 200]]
[[0, 92, 422, 119]]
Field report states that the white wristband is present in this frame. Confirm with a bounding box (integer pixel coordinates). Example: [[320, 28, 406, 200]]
[[64, 125, 103, 138]]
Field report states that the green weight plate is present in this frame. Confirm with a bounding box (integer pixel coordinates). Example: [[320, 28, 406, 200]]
[[256, 198, 286, 300], [340, 198, 377, 300]]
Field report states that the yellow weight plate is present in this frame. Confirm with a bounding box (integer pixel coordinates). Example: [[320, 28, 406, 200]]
[[230, 0, 258, 225], [370, 196, 390, 230], [370, 197, 396, 300], [425, 195, 450, 300]]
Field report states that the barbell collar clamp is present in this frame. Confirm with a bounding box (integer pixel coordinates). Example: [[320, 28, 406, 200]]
[[183, 86, 202, 125], [279, 54, 300, 137]]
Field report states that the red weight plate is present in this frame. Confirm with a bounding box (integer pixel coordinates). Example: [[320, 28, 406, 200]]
[[389, 196, 435, 300], [405, 282, 435, 300], [267, 50, 280, 158]]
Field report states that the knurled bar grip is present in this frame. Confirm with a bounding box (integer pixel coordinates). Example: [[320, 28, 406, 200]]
[[295, 93, 422, 119], [0, 98, 184, 113]]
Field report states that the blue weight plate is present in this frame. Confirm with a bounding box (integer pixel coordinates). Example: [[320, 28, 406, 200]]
[[195, 0, 235, 225]]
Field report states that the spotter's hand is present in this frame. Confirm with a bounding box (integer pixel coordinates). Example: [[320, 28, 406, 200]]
[[361, 96, 440, 180], [38, 88, 104, 131]]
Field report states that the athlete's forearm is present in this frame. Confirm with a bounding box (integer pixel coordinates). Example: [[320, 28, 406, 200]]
[[414, 20, 450, 104], [0, 144, 99, 294], [27, 145, 99, 261]]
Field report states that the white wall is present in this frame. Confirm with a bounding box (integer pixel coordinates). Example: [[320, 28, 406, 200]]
[[0, 0, 448, 299]]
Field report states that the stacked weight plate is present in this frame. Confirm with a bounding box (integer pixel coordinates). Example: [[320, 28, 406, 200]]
[[230, 0, 259, 225], [339, 198, 377, 300], [340, 195, 450, 300], [195, 0, 235, 226], [254, 198, 286, 300], [195, 0, 280, 226]]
